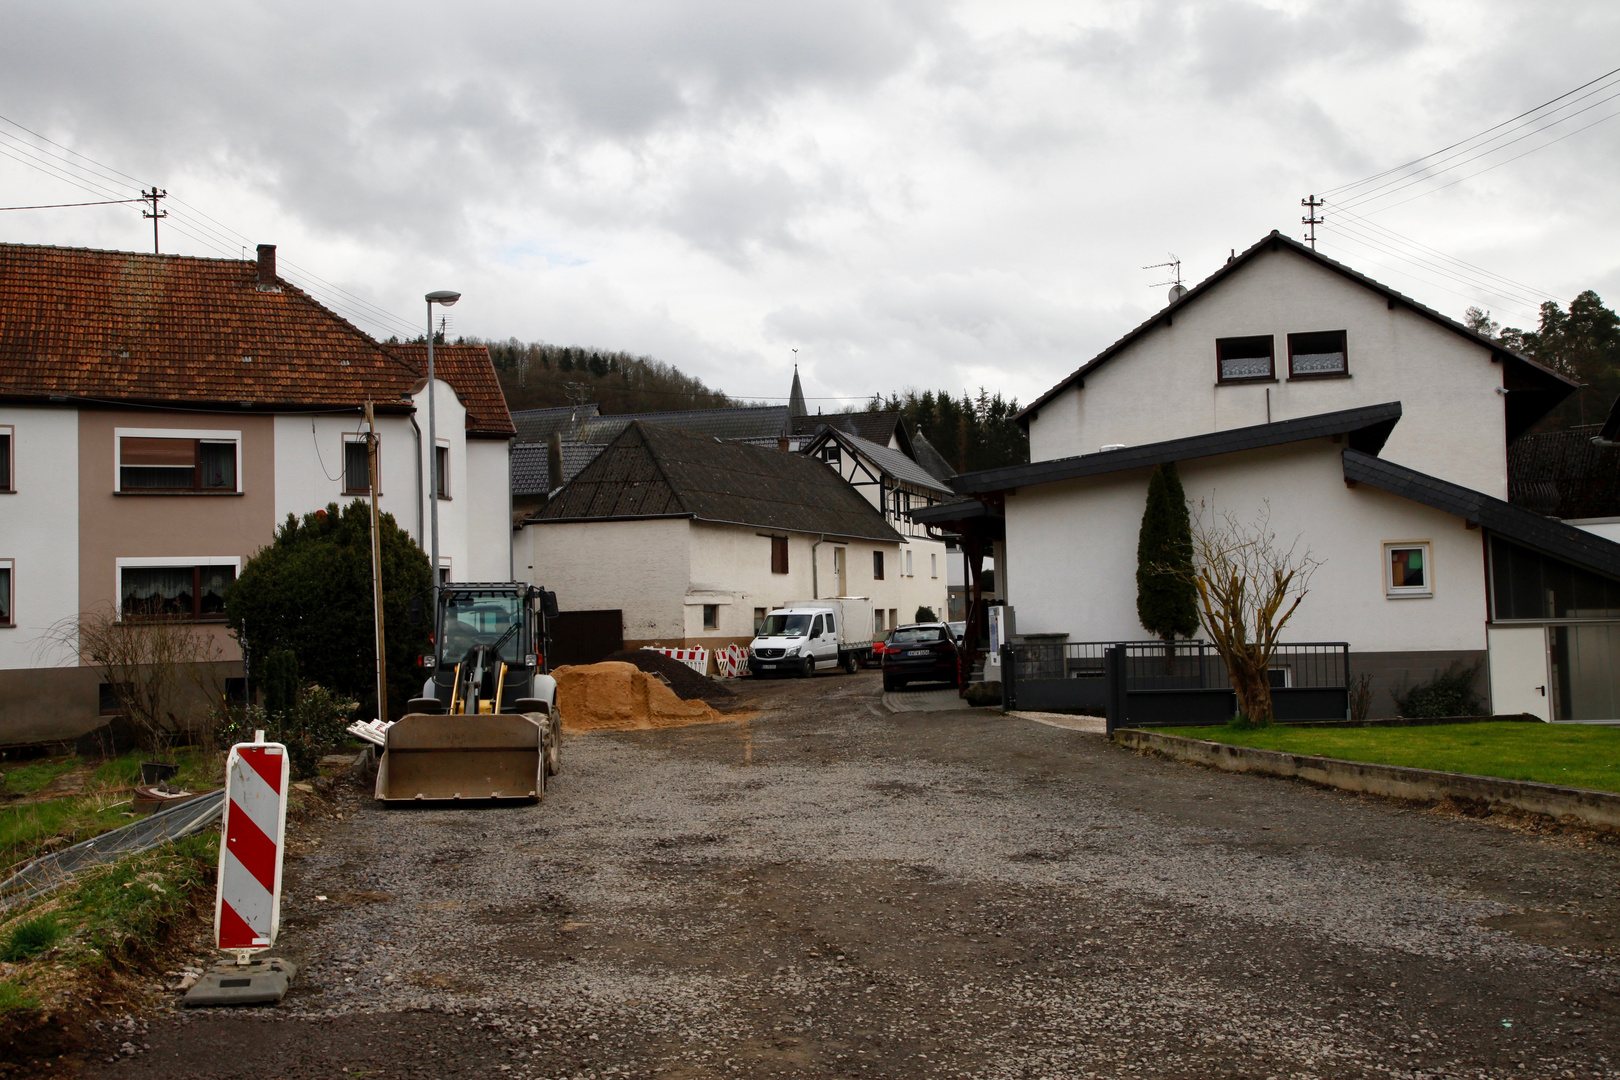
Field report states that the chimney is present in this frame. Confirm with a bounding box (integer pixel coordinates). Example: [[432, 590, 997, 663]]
[[256, 244, 277, 290], [778, 436, 790, 452]]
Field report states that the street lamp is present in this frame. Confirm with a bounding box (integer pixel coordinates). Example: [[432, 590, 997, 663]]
[[425, 290, 461, 609]]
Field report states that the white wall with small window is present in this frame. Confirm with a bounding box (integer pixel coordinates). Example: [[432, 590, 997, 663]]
[[0, 407, 79, 670], [1384, 541, 1433, 598]]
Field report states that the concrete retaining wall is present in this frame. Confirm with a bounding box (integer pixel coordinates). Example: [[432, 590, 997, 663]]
[[1114, 728, 1620, 829]]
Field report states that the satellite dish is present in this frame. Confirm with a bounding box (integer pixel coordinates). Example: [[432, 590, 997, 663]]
[[1168, 284, 1188, 303]]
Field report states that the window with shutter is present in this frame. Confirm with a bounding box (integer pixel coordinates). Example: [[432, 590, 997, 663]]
[[119, 435, 238, 492]]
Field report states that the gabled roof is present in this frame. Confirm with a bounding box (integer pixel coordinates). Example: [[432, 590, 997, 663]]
[[952, 401, 1402, 495], [1507, 424, 1620, 520], [0, 242, 419, 411], [1019, 231, 1577, 440], [788, 409, 907, 448], [510, 403, 600, 443], [582, 404, 790, 443], [804, 426, 954, 495], [390, 343, 515, 438], [1345, 449, 1620, 581], [533, 421, 902, 542], [511, 441, 605, 496], [909, 430, 957, 480]]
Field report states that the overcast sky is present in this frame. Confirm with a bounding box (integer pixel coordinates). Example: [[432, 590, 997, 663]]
[[2, 1, 1617, 409]]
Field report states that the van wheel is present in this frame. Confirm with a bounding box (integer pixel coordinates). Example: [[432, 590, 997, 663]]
[[843, 651, 857, 674], [801, 655, 815, 678]]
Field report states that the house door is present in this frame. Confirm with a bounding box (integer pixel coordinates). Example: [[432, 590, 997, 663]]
[[1486, 625, 1550, 721]]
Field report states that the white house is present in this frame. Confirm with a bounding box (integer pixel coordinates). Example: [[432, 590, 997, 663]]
[[950, 232, 1620, 721], [514, 421, 941, 666], [0, 242, 514, 744]]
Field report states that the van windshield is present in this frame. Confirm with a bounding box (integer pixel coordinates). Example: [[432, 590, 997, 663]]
[[761, 613, 812, 638]]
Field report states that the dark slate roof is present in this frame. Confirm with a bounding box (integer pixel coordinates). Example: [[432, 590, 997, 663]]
[[510, 441, 605, 496], [1602, 394, 1620, 443], [1018, 231, 1577, 440], [953, 401, 1402, 495], [911, 498, 993, 524], [1345, 449, 1620, 580], [1507, 425, 1620, 519], [511, 404, 599, 444], [805, 427, 953, 494], [582, 404, 789, 442], [789, 410, 905, 446], [910, 430, 957, 481], [533, 421, 902, 542]]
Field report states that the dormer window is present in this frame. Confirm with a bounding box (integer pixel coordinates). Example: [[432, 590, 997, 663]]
[[1216, 336, 1275, 382], [821, 444, 841, 464], [1288, 330, 1348, 378]]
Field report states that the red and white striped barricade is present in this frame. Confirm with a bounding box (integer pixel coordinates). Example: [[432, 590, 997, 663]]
[[214, 733, 289, 960], [714, 644, 750, 678], [641, 646, 710, 675]]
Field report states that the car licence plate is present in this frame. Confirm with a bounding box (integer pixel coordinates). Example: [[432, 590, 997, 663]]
[[906, 649, 933, 657], [758, 663, 779, 669]]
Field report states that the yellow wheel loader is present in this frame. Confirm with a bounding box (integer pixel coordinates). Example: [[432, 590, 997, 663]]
[[375, 583, 564, 803]]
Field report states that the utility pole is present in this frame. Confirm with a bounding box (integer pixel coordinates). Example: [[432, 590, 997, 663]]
[[1301, 195, 1323, 249], [365, 400, 389, 725], [141, 188, 167, 253]]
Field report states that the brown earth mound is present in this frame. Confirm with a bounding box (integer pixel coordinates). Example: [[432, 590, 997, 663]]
[[602, 648, 736, 705], [553, 662, 728, 733]]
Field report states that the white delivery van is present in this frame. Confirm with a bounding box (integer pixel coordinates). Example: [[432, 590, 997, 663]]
[[747, 597, 875, 677]]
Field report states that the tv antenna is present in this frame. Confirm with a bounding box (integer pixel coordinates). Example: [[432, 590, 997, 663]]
[[1144, 255, 1186, 303], [1301, 194, 1323, 249]]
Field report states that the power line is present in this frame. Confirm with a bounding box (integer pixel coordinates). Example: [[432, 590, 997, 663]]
[[0, 197, 143, 211], [1328, 204, 1563, 304]]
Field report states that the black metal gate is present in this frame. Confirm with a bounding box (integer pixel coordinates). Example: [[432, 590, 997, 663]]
[[1001, 640, 1349, 732], [547, 609, 625, 667]]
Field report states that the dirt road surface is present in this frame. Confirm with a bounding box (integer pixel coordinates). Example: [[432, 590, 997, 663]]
[[83, 672, 1620, 1079]]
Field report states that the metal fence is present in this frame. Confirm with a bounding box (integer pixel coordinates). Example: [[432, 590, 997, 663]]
[[1001, 640, 1350, 731]]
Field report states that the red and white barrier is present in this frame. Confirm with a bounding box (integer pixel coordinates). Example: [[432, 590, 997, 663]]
[[642, 646, 709, 675], [214, 734, 289, 958], [714, 644, 750, 678]]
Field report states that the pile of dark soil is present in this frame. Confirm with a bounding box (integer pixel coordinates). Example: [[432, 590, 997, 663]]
[[601, 649, 736, 707]]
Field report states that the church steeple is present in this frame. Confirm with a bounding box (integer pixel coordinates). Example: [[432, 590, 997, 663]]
[[788, 364, 807, 421]]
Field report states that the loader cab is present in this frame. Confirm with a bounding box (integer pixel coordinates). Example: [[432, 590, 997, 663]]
[[427, 584, 558, 712]]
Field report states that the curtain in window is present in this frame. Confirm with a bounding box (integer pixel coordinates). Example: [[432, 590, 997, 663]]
[[0, 567, 10, 623], [344, 442, 369, 493], [200, 566, 236, 614], [121, 567, 194, 617], [199, 442, 236, 489], [0, 433, 10, 491]]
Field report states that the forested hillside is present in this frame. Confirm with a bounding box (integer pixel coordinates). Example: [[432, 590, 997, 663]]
[[462, 337, 742, 414], [1468, 291, 1620, 431], [862, 389, 1029, 473]]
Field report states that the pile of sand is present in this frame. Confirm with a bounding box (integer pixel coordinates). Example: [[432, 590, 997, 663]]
[[553, 662, 727, 733]]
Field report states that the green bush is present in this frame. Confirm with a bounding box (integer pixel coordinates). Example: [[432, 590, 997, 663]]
[[1391, 661, 1485, 719], [916, 606, 938, 623], [215, 685, 357, 779], [1, 915, 64, 962]]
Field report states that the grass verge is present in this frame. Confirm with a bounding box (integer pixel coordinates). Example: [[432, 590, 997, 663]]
[[1166, 721, 1620, 793]]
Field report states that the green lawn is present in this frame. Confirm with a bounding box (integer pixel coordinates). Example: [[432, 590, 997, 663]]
[[1167, 721, 1620, 793]]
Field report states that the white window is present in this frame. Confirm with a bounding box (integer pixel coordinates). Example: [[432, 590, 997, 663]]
[[115, 428, 241, 494], [0, 558, 12, 626], [435, 443, 451, 500], [702, 604, 719, 630], [905, 550, 914, 577], [344, 436, 382, 495], [1384, 542, 1433, 598], [931, 553, 938, 579], [116, 556, 242, 620], [0, 425, 12, 492]]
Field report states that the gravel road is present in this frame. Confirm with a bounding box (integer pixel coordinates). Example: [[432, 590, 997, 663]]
[[86, 671, 1620, 1079]]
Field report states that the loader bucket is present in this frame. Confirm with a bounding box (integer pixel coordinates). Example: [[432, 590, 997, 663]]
[[376, 713, 545, 803]]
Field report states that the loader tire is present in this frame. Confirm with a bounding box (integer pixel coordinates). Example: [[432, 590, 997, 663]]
[[546, 716, 562, 777]]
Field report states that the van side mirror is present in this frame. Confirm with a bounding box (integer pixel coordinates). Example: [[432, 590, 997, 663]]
[[407, 595, 424, 627]]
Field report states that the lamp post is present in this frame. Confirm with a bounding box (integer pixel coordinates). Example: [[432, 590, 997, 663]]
[[425, 290, 461, 611]]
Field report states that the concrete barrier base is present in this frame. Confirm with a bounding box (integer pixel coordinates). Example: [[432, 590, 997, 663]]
[[1113, 728, 1620, 829]]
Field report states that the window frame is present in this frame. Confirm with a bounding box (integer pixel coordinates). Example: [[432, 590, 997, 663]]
[[1215, 335, 1277, 384], [0, 558, 13, 627], [0, 425, 13, 493], [770, 535, 789, 575], [873, 550, 885, 580], [1383, 541, 1433, 599], [435, 443, 451, 500], [114, 428, 242, 495], [702, 603, 719, 630], [1286, 329, 1350, 380], [115, 556, 242, 622], [930, 552, 938, 579], [343, 436, 382, 496]]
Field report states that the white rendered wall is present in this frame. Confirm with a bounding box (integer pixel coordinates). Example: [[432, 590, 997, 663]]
[[517, 518, 690, 641], [416, 380, 470, 581], [0, 407, 79, 669], [1572, 519, 1620, 543], [1004, 439, 1488, 653], [463, 439, 512, 582], [1028, 246, 1510, 497], [272, 413, 424, 544]]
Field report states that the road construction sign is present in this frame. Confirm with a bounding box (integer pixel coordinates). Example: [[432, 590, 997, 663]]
[[213, 736, 289, 956]]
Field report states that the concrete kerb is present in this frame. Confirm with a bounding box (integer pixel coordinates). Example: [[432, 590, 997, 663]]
[[1113, 727, 1620, 830]]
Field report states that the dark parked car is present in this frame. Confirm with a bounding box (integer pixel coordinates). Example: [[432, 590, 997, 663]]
[[881, 623, 960, 691]]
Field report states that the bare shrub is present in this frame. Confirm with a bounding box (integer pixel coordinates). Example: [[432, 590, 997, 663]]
[[1186, 504, 1322, 725], [41, 604, 227, 753]]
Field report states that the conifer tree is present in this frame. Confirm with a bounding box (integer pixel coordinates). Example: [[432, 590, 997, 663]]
[[1136, 462, 1198, 643]]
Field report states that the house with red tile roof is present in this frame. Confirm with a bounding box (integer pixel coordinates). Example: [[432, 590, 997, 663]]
[[0, 242, 514, 744]]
